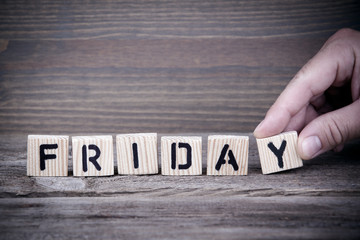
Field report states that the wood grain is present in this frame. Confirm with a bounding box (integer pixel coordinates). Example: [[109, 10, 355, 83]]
[[161, 136, 202, 175], [1, 0, 360, 239], [1, 134, 360, 239], [257, 131, 303, 174], [116, 133, 158, 175], [207, 135, 248, 175], [27, 135, 69, 176], [0, 0, 359, 40], [0, 1, 359, 134], [72, 135, 114, 176]]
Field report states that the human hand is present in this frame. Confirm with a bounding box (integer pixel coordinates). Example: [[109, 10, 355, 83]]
[[254, 28, 360, 160]]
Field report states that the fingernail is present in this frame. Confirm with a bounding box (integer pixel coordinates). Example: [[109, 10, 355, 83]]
[[301, 136, 322, 159]]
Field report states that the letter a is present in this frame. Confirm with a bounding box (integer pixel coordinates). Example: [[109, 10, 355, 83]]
[[215, 144, 239, 171]]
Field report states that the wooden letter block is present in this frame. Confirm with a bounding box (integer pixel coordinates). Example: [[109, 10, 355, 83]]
[[161, 136, 202, 175], [27, 135, 69, 176], [207, 135, 249, 175], [72, 135, 114, 177], [116, 133, 158, 175], [256, 131, 303, 174]]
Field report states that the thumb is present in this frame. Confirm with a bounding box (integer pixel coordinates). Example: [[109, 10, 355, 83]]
[[298, 99, 360, 160]]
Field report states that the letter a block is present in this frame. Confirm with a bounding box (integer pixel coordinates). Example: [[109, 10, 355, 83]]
[[207, 135, 249, 175], [72, 136, 114, 176], [256, 131, 303, 174], [27, 135, 69, 176], [116, 133, 158, 175], [161, 136, 202, 175]]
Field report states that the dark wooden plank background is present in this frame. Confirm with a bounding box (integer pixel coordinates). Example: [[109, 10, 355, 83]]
[[1, 0, 359, 134], [1, 0, 360, 239]]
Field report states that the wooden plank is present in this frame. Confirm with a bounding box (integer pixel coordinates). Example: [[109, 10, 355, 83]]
[[256, 131, 303, 174], [0, 0, 359, 40], [1, 134, 360, 239], [27, 135, 69, 176], [116, 133, 158, 175], [161, 136, 202, 175], [0, 38, 325, 134], [207, 135, 248, 175], [72, 135, 114, 176], [1, 196, 360, 240], [1, 134, 359, 197]]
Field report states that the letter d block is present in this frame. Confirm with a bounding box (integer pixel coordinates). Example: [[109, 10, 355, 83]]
[[207, 135, 249, 175], [256, 131, 303, 174], [116, 133, 158, 175], [72, 136, 114, 177], [161, 136, 202, 175], [27, 135, 69, 176]]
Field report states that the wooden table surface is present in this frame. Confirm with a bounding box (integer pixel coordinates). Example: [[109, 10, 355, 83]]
[[1, 1, 360, 239]]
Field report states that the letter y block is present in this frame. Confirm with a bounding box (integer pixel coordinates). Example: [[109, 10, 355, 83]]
[[256, 131, 303, 174]]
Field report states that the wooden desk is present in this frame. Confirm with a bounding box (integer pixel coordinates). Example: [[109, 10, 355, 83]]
[[1, 134, 360, 239], [1, 1, 360, 239]]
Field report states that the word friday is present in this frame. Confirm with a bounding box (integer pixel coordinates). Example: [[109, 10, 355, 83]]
[[27, 132, 303, 177]]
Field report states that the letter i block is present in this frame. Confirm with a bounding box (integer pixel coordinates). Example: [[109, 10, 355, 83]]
[[207, 135, 249, 175], [27, 135, 69, 176], [256, 131, 303, 174], [116, 133, 158, 175], [161, 136, 202, 175], [72, 136, 114, 177]]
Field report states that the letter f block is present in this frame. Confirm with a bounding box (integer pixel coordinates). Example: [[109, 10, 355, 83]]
[[256, 131, 303, 174], [72, 136, 114, 176], [27, 135, 69, 176]]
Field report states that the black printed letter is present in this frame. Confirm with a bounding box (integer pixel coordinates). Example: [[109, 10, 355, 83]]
[[267, 140, 287, 168], [82, 144, 102, 172], [88, 144, 101, 171], [171, 142, 192, 170], [215, 144, 239, 171], [40, 144, 58, 171], [171, 143, 177, 170], [178, 142, 192, 169], [132, 143, 139, 169]]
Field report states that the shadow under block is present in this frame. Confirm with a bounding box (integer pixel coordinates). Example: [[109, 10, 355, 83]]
[[161, 136, 202, 175], [116, 133, 158, 175], [207, 135, 249, 175], [256, 131, 303, 175], [72, 136, 114, 177], [27, 135, 69, 176]]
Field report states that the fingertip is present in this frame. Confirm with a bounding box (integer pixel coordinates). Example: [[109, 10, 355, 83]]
[[298, 135, 322, 160], [253, 111, 288, 139], [253, 120, 264, 138]]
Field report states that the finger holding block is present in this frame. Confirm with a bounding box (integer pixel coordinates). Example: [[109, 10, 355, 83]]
[[27, 135, 69, 176], [256, 131, 303, 174], [207, 135, 249, 175], [161, 136, 202, 175], [72, 135, 114, 177], [116, 133, 158, 175]]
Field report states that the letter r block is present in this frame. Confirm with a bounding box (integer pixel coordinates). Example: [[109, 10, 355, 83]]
[[72, 136, 114, 177], [161, 136, 202, 175], [116, 133, 158, 175], [27, 135, 69, 176], [256, 131, 303, 174], [207, 135, 249, 175]]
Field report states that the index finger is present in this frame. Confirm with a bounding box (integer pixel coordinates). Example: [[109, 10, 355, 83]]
[[253, 30, 356, 138]]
